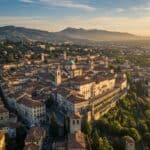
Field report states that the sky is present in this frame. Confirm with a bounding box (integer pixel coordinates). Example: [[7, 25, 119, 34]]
[[0, 0, 150, 36]]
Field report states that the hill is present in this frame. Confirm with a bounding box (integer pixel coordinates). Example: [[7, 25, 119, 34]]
[[0, 26, 70, 42], [59, 27, 138, 41], [0, 26, 145, 43]]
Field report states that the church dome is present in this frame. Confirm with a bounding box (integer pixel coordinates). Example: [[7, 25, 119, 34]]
[[66, 60, 75, 65]]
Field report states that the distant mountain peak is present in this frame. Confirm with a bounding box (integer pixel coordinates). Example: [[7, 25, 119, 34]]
[[0, 25, 143, 43], [59, 27, 137, 41], [61, 27, 133, 35]]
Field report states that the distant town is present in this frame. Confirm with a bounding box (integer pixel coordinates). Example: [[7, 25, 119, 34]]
[[0, 40, 150, 150]]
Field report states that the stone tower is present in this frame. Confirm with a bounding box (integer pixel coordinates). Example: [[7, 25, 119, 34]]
[[125, 137, 135, 150], [69, 113, 81, 134], [64, 51, 67, 60], [55, 65, 61, 86], [90, 59, 94, 71], [41, 53, 45, 62]]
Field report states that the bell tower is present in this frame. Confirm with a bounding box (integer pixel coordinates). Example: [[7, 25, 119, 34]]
[[90, 59, 94, 71], [64, 51, 67, 60], [55, 65, 61, 86], [69, 113, 81, 134], [41, 53, 45, 62]]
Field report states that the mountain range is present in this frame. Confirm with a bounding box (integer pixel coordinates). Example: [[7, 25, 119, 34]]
[[0, 26, 146, 43]]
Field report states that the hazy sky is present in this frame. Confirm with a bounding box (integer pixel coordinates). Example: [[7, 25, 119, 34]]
[[0, 0, 150, 36]]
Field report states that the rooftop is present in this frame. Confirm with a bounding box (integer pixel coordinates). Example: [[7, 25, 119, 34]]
[[0, 106, 8, 113], [24, 143, 40, 150], [25, 127, 45, 143], [19, 96, 44, 108], [68, 131, 85, 149]]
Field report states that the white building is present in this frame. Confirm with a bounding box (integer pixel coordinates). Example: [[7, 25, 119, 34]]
[[17, 96, 46, 126]]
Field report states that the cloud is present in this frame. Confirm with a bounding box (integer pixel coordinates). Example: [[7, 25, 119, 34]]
[[19, 0, 95, 11], [129, 2, 150, 12], [115, 8, 124, 13], [131, 6, 150, 11], [20, 0, 33, 3]]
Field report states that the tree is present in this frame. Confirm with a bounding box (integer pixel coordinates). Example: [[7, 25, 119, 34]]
[[45, 95, 54, 108], [64, 115, 69, 136], [138, 120, 149, 133], [102, 137, 113, 150], [5, 134, 18, 150], [92, 130, 101, 150], [130, 92, 137, 101], [127, 118, 137, 128], [129, 128, 141, 142], [50, 112, 59, 138], [96, 118, 109, 134], [85, 135, 92, 150], [143, 132, 150, 145], [145, 109, 150, 120], [120, 127, 130, 136], [16, 124, 27, 150], [116, 108, 124, 124], [110, 121, 122, 135], [82, 120, 92, 136]]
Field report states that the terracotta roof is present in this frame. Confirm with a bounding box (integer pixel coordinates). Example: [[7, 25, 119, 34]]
[[57, 88, 71, 97], [71, 76, 93, 85], [25, 127, 45, 143], [69, 113, 81, 119], [19, 96, 44, 108], [68, 131, 85, 149], [5, 122, 20, 129], [0, 106, 9, 113], [67, 95, 87, 104], [24, 143, 40, 150], [0, 100, 4, 106]]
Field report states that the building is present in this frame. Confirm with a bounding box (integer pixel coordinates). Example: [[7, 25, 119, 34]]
[[56, 88, 89, 114], [24, 143, 40, 150], [24, 127, 46, 150], [40, 65, 62, 87], [0, 98, 4, 107], [53, 113, 86, 150], [67, 131, 86, 150], [56, 72, 127, 120], [41, 53, 45, 62], [69, 113, 82, 134], [65, 60, 77, 70], [0, 130, 5, 150], [1, 52, 128, 126], [2, 123, 18, 138], [17, 96, 46, 126], [0, 106, 9, 124], [67, 113, 86, 150], [63, 51, 67, 60], [124, 137, 135, 150], [55, 65, 62, 86]]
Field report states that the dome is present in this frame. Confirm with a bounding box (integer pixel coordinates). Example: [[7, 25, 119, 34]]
[[66, 60, 75, 65]]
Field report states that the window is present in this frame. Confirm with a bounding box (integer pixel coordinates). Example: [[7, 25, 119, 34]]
[[73, 120, 75, 125], [77, 120, 79, 124]]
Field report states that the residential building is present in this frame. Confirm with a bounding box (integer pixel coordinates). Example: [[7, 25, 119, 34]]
[[17, 96, 46, 126], [0, 106, 9, 124], [24, 127, 46, 150], [0, 130, 5, 150]]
